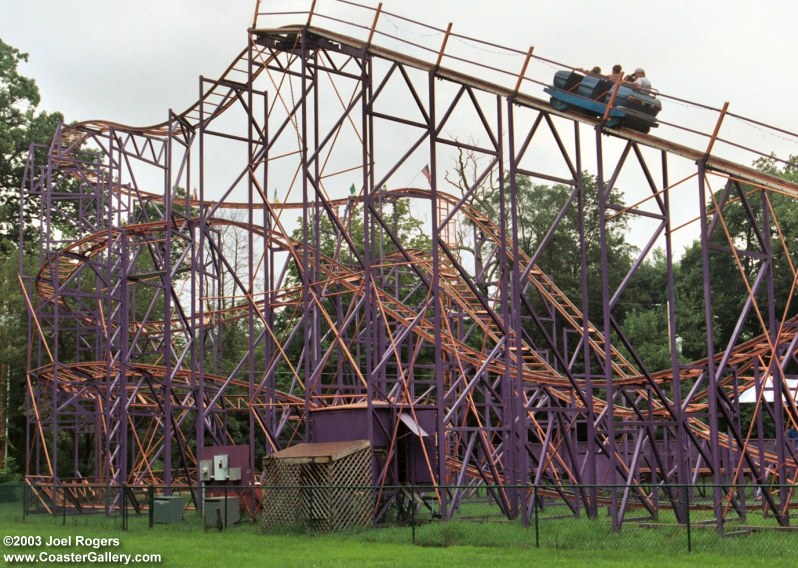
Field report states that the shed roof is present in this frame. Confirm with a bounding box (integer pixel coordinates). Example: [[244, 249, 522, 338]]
[[269, 440, 371, 464]]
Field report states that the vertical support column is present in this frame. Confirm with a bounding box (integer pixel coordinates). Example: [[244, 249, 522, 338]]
[[576, 124, 598, 519], [117, 234, 130, 490], [506, 96, 529, 518], [761, 191, 788, 524], [359, 48, 379, 493], [246, 35, 258, 494], [46, 146, 59, 484], [498, 96, 514, 514], [595, 128, 619, 530], [20, 145, 35, 481], [262, 85, 275, 442], [195, 75, 207, 493], [163, 112, 175, 488], [427, 69, 448, 519], [662, 151, 689, 524], [102, 128, 118, 489], [696, 160, 723, 532], [106, 127, 132, 492], [299, 29, 313, 440], [314, 59, 324, 401]]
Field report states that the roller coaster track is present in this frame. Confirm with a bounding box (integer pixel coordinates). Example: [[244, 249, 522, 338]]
[[23, 4, 798, 526], [32, 194, 798, 486], [37, 181, 798, 387], [32, 200, 796, 516]]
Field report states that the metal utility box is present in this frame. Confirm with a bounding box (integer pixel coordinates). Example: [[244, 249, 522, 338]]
[[213, 454, 229, 481], [204, 496, 240, 528], [198, 445, 252, 486], [152, 495, 185, 524]]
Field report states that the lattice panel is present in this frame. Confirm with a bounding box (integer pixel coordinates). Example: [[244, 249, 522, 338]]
[[260, 457, 302, 530], [260, 445, 372, 532], [329, 449, 372, 531]]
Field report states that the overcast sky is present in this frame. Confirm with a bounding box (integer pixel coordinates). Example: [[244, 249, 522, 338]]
[[2, 0, 796, 137]]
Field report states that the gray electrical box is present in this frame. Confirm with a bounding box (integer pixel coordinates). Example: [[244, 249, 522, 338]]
[[204, 496, 240, 529], [213, 454, 228, 481], [228, 467, 241, 481], [152, 495, 185, 524]]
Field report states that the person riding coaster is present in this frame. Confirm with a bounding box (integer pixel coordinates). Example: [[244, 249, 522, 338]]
[[544, 69, 662, 133]]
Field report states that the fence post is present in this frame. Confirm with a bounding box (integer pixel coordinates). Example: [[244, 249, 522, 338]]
[[410, 485, 416, 545], [22, 483, 27, 520], [62, 486, 66, 526], [685, 484, 692, 553], [148, 485, 154, 529], [223, 485, 228, 532], [534, 485, 539, 548], [122, 483, 128, 532]]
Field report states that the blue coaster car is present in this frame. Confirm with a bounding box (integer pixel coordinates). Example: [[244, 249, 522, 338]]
[[543, 70, 662, 133]]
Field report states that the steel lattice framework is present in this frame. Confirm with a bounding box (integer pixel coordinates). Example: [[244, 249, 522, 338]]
[[19, 1, 798, 530]]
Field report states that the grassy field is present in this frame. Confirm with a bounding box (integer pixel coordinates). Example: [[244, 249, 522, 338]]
[[1, 506, 796, 568], [0, 520, 780, 568]]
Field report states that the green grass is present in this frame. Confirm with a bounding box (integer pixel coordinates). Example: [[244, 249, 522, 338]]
[[1, 498, 796, 567], [0, 520, 774, 568]]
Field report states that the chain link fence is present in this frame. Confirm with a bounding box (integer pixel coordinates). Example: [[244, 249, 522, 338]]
[[1, 482, 797, 556]]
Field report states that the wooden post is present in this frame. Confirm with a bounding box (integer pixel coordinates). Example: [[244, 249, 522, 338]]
[[366, 3, 383, 47], [513, 47, 535, 94], [705, 101, 730, 158], [435, 23, 453, 71], [306, 0, 317, 28], [600, 75, 624, 126]]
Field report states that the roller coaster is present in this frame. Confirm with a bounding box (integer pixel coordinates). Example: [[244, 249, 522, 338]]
[[19, 1, 798, 530]]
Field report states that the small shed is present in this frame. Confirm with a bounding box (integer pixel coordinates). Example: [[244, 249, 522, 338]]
[[311, 403, 436, 484], [261, 440, 372, 532]]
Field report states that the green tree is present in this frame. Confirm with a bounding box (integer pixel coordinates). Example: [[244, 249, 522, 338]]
[[464, 173, 635, 350], [0, 38, 64, 473], [618, 248, 679, 373], [0, 38, 64, 255], [677, 156, 798, 360], [673, 156, 798, 436]]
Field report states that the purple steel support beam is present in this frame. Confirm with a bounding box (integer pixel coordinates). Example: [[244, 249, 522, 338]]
[[506, 96, 530, 518], [697, 160, 725, 532], [496, 96, 514, 512], [263, 80, 276, 439], [662, 149, 690, 523], [195, 74, 206, 491], [361, 47, 379, 490], [595, 127, 620, 531], [574, 123, 598, 519], [427, 68, 449, 518], [246, 37, 258, 497], [162, 112, 176, 488], [300, 29, 314, 439], [760, 191, 790, 522]]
